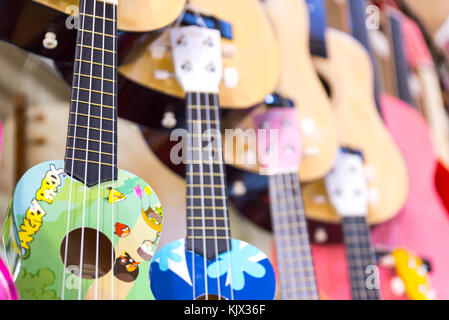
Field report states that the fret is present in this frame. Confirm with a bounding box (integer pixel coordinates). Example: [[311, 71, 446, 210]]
[[77, 29, 115, 39], [80, 12, 116, 23], [73, 73, 115, 83], [188, 226, 229, 230], [76, 58, 114, 69], [186, 236, 230, 240], [76, 43, 116, 54], [73, 86, 115, 97], [187, 172, 224, 177], [71, 99, 114, 109], [67, 147, 114, 157], [187, 206, 227, 210], [187, 160, 224, 165], [67, 136, 115, 145], [66, 158, 115, 167], [186, 184, 225, 189], [69, 123, 114, 133], [187, 216, 228, 220], [70, 112, 115, 122]]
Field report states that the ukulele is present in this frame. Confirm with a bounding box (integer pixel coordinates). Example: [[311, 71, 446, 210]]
[[149, 26, 276, 300], [117, 0, 281, 129], [324, 148, 381, 300], [370, 7, 449, 299], [222, 0, 339, 183], [0, 257, 18, 300], [300, 0, 408, 234], [253, 105, 319, 300], [2, 0, 163, 300]]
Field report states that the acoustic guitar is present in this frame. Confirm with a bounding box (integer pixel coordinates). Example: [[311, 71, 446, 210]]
[[117, 0, 281, 124], [149, 26, 276, 300], [300, 2, 408, 230], [222, 0, 339, 183], [2, 0, 163, 300]]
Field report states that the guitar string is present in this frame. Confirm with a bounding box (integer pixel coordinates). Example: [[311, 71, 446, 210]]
[[204, 93, 223, 300], [77, 0, 98, 300], [212, 93, 234, 300], [94, 0, 107, 300], [194, 91, 209, 299], [110, 2, 117, 301], [61, 0, 88, 300], [187, 92, 196, 300]]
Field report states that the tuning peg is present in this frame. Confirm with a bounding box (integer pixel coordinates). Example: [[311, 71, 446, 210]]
[[232, 180, 247, 197], [223, 67, 239, 88], [390, 276, 406, 296], [161, 111, 177, 129], [43, 32, 58, 50]]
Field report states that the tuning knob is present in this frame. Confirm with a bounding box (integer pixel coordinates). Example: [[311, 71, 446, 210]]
[[161, 111, 177, 129], [232, 180, 247, 197], [43, 32, 58, 50], [313, 228, 328, 244]]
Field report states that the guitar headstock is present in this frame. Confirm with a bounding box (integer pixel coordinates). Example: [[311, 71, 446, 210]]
[[392, 249, 436, 300], [253, 106, 301, 175], [170, 26, 223, 93], [325, 148, 369, 217]]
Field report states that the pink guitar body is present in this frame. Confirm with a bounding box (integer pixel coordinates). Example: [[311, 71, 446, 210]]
[[311, 95, 449, 299], [0, 257, 18, 300]]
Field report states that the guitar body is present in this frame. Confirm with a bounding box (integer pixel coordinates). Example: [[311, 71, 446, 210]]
[[26, 0, 185, 32], [371, 95, 449, 299], [3, 160, 163, 300], [302, 29, 408, 226], [223, 0, 339, 182], [0, 0, 137, 68], [311, 95, 449, 299], [0, 257, 18, 300], [150, 238, 276, 300], [118, 0, 281, 115]]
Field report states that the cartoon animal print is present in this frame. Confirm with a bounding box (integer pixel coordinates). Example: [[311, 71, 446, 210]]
[[113, 252, 140, 282], [107, 187, 126, 204], [114, 223, 130, 238], [35, 165, 64, 204]]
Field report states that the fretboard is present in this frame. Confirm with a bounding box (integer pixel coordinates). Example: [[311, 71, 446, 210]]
[[185, 92, 231, 260], [64, 0, 118, 186], [348, 0, 383, 116], [341, 216, 380, 300], [390, 14, 417, 108], [268, 172, 318, 300]]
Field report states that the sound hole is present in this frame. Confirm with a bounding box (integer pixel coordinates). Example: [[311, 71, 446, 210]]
[[60, 228, 115, 279], [196, 294, 227, 300]]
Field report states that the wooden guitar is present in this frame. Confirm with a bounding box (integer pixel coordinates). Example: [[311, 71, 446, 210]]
[[300, 3, 408, 229], [2, 0, 163, 300], [222, 0, 339, 182], [117, 0, 281, 121], [149, 26, 275, 300]]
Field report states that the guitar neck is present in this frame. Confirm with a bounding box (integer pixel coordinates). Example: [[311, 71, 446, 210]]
[[185, 92, 231, 260], [64, 0, 118, 186], [341, 216, 380, 300], [268, 172, 318, 300]]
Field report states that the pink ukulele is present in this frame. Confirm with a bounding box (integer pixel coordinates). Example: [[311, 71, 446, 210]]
[[0, 257, 18, 300]]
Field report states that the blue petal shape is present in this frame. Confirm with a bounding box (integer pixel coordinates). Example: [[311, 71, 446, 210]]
[[155, 240, 182, 272], [207, 239, 267, 291]]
